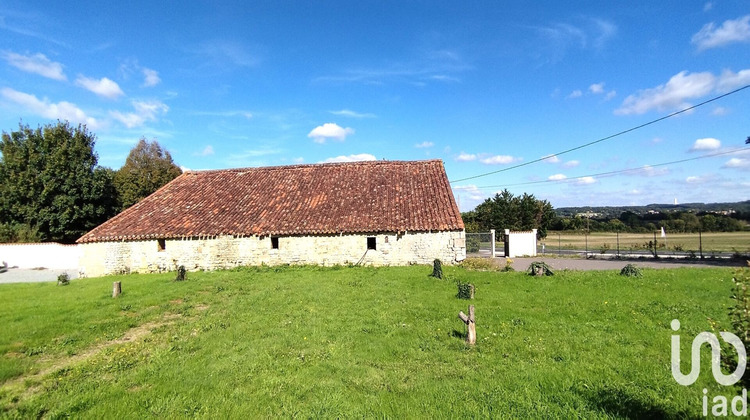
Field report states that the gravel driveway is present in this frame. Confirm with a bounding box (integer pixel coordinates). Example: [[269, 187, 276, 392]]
[[508, 256, 746, 271], [0, 268, 78, 284]]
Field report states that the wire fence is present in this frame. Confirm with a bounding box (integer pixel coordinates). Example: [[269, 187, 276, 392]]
[[539, 231, 750, 259], [465, 232, 498, 257]]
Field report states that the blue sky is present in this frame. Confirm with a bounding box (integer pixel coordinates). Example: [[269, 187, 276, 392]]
[[1, 1, 748, 210]]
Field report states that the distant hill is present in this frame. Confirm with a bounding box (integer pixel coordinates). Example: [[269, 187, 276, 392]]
[[555, 200, 750, 219]]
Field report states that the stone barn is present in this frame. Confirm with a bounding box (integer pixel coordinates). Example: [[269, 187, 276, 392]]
[[77, 160, 466, 277]]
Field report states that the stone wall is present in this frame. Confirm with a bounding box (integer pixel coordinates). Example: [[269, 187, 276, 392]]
[[79, 230, 466, 277]]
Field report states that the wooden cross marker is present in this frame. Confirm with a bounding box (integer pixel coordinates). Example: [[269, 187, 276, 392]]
[[458, 305, 476, 345]]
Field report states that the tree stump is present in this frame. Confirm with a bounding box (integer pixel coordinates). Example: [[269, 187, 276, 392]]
[[112, 281, 122, 298], [458, 305, 476, 345]]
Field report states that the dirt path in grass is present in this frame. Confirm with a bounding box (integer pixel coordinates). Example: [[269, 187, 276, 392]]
[[0, 313, 183, 404], [505, 256, 747, 271]]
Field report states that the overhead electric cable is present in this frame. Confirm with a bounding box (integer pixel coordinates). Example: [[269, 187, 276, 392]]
[[449, 84, 750, 183], [466, 147, 749, 189]]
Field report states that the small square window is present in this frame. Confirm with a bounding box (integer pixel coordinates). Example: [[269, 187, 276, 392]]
[[367, 237, 376, 250], [271, 237, 279, 249], [157, 239, 166, 252]]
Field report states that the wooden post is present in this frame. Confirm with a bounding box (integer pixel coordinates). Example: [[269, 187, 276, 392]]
[[458, 305, 476, 345], [112, 281, 121, 298]]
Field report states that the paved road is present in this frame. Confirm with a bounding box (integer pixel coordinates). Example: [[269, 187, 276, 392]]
[[507, 256, 746, 271], [0, 268, 78, 284]]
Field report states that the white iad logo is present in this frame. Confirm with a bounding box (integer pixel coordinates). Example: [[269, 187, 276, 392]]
[[671, 319, 746, 386]]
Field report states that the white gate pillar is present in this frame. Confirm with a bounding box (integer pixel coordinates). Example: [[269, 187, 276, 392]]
[[490, 229, 496, 258]]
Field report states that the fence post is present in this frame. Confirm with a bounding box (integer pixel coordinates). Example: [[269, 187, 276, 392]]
[[699, 230, 703, 259], [616, 231, 620, 258], [490, 229, 496, 258]]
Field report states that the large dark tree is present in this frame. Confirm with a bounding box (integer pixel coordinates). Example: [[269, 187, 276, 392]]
[[0, 121, 117, 243], [113, 138, 182, 210], [467, 189, 556, 239]]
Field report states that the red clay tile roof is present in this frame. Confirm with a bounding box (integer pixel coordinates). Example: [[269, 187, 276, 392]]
[[78, 159, 464, 243]]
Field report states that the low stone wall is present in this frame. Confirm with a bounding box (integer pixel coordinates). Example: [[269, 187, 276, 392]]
[[79, 231, 466, 277], [0, 243, 81, 269]]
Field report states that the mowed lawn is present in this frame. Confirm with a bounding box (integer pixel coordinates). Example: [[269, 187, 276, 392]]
[[0, 265, 742, 418]]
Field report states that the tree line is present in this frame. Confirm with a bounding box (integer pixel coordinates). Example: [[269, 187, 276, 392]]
[[551, 210, 746, 233], [0, 121, 182, 243], [461, 190, 748, 237]]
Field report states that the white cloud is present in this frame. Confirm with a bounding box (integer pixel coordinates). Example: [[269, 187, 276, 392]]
[[715, 69, 750, 92], [329, 109, 376, 118], [604, 90, 617, 101], [2, 51, 66, 80], [567, 90, 583, 99], [615, 69, 750, 115], [110, 99, 169, 128], [542, 154, 560, 163], [142, 68, 161, 87], [704, 2, 713, 12], [292, 157, 305, 164], [615, 71, 714, 115], [548, 173, 567, 181], [690, 137, 721, 151], [452, 184, 487, 211], [639, 165, 670, 177], [562, 160, 580, 168], [75, 76, 124, 99], [575, 176, 596, 185], [415, 141, 434, 148], [456, 152, 477, 162], [711, 106, 729, 116], [686, 176, 703, 183], [589, 82, 605, 94], [320, 153, 376, 163], [692, 15, 750, 51], [723, 158, 750, 169], [307, 123, 354, 144], [480, 155, 518, 165], [0, 87, 98, 128], [195, 145, 214, 156]]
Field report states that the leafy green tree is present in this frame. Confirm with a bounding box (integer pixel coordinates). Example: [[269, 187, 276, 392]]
[[113, 138, 182, 210], [0, 121, 117, 243], [468, 189, 555, 239]]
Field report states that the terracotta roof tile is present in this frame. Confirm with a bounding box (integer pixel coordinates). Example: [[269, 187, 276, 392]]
[[77, 159, 464, 243]]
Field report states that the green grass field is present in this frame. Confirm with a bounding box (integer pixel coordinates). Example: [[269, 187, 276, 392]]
[[0, 265, 744, 418], [543, 231, 750, 254]]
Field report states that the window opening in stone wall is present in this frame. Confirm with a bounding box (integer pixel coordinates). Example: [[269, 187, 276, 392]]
[[367, 236, 376, 250], [271, 236, 279, 249], [157, 238, 166, 252]]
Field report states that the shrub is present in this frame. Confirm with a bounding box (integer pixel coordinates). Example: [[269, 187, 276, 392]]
[[527, 261, 553, 276], [502, 257, 515, 272], [600, 243, 610, 254], [57, 272, 70, 286], [430, 259, 443, 279], [175, 265, 187, 281], [460, 257, 497, 271], [456, 281, 474, 299], [729, 265, 750, 387], [466, 236, 480, 253], [619, 264, 642, 277]]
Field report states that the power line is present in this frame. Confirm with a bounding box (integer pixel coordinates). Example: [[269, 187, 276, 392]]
[[464, 147, 749, 190], [449, 84, 750, 183]]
